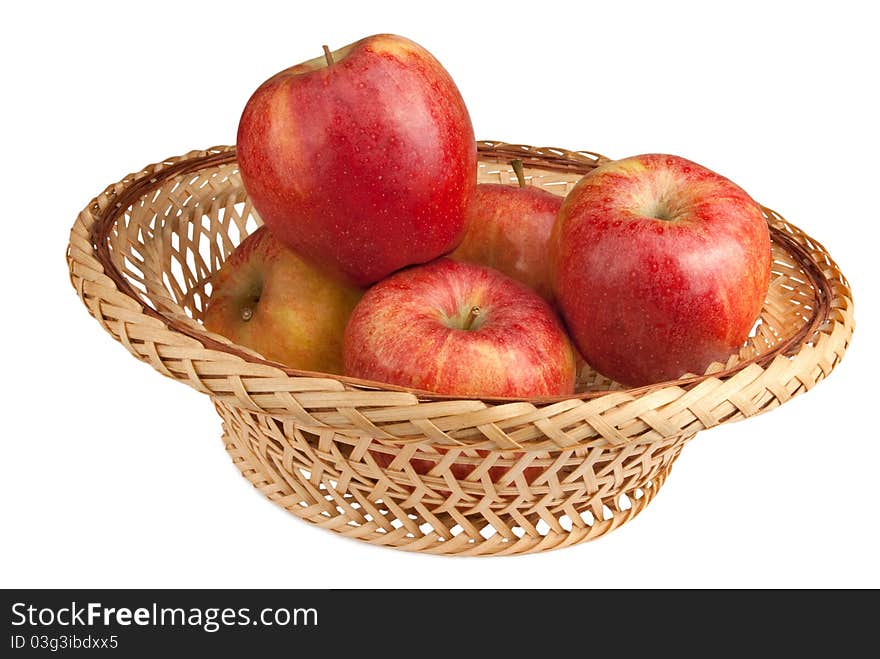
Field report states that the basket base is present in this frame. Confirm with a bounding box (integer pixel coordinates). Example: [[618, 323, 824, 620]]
[[217, 402, 692, 556]]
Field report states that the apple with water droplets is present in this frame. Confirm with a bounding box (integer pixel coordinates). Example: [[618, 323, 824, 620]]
[[452, 160, 562, 301], [552, 154, 771, 386], [236, 34, 476, 286], [343, 258, 576, 397]]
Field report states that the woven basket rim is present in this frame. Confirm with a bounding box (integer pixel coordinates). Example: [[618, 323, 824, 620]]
[[79, 142, 842, 405]]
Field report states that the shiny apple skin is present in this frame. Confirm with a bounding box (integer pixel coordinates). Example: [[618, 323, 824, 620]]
[[343, 258, 576, 398], [236, 34, 476, 286], [552, 154, 771, 387], [203, 227, 362, 374], [451, 183, 562, 301]]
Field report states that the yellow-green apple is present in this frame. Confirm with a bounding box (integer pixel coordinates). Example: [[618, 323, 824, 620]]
[[236, 34, 477, 286], [552, 154, 771, 387], [451, 160, 562, 301], [203, 227, 362, 374], [343, 258, 576, 397]]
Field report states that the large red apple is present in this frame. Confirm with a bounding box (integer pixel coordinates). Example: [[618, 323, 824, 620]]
[[451, 160, 562, 301], [552, 154, 771, 387], [203, 227, 362, 374], [343, 258, 576, 397], [236, 34, 476, 286]]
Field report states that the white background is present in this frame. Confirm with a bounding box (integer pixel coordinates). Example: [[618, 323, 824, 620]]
[[3, 0, 877, 588]]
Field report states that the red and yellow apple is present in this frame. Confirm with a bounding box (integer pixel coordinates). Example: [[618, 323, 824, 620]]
[[236, 34, 477, 286], [203, 227, 362, 374], [343, 257, 576, 397], [552, 154, 771, 387], [451, 160, 562, 301]]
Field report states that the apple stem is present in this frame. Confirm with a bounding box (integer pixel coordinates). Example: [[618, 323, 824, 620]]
[[322, 45, 334, 66], [510, 159, 526, 188], [463, 306, 481, 331]]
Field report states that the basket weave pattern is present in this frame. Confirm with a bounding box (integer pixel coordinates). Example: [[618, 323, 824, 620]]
[[67, 142, 853, 555]]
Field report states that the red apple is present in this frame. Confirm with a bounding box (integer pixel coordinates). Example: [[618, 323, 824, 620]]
[[343, 258, 577, 397], [203, 227, 362, 374], [552, 154, 771, 387], [451, 160, 562, 301], [236, 34, 476, 286]]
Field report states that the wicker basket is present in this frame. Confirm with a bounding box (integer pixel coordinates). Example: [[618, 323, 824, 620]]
[[67, 141, 854, 556]]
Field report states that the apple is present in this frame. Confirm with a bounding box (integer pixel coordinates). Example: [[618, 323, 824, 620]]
[[451, 159, 562, 301], [343, 257, 577, 397], [552, 153, 772, 387], [203, 227, 362, 374], [236, 34, 477, 286]]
